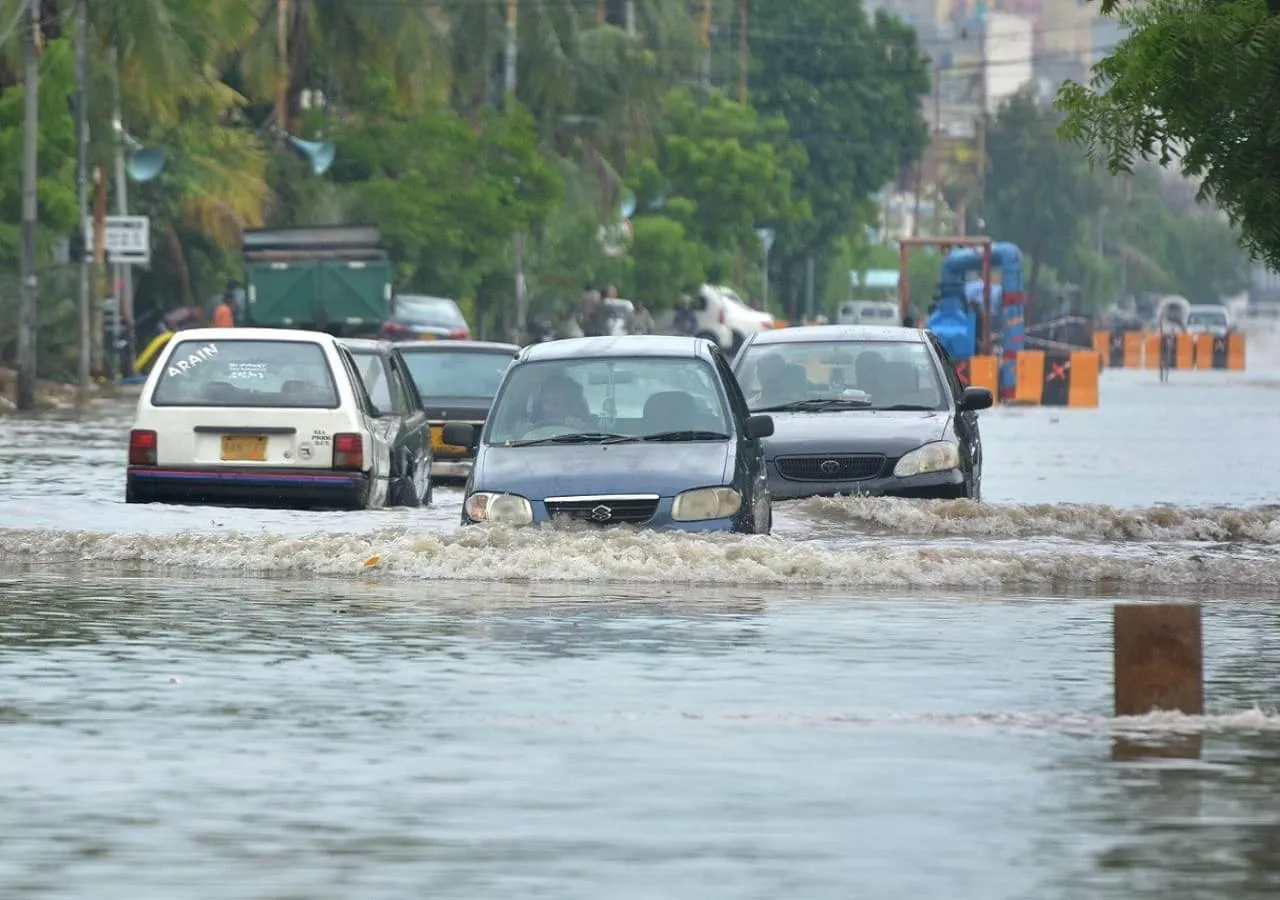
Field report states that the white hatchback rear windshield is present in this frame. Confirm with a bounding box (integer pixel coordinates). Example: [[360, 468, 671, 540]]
[[150, 338, 340, 408]]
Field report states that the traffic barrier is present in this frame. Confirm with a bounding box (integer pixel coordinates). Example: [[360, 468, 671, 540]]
[[1193, 333, 1213, 370], [1097, 329, 1247, 370], [1227, 332, 1246, 370], [1011, 349, 1100, 407], [1104, 330, 1143, 368], [1175, 332, 1195, 370], [952, 354, 999, 397], [1197, 333, 1247, 370]]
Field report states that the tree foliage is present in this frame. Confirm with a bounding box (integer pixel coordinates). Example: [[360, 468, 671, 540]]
[[1057, 0, 1280, 267]]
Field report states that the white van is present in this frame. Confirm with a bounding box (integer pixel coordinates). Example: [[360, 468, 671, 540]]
[[126, 327, 393, 509], [837, 300, 900, 325]]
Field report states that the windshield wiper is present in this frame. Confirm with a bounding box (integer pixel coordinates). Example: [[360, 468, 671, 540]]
[[871, 404, 940, 411], [754, 398, 873, 413], [640, 430, 730, 442], [506, 431, 637, 447]]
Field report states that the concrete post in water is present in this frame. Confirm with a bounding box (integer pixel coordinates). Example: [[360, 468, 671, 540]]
[[1113, 603, 1203, 717]]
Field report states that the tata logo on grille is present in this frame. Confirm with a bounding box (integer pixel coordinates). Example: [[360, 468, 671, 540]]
[[590, 504, 614, 522], [820, 459, 841, 475]]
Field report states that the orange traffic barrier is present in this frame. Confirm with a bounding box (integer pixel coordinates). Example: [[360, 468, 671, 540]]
[[1013, 349, 1100, 407], [1013, 350, 1044, 404], [1143, 333, 1161, 369], [968, 354, 999, 397], [1227, 332, 1246, 370], [1193, 333, 1214, 370], [1175, 332, 1195, 370]]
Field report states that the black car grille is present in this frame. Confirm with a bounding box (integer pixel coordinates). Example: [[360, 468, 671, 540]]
[[775, 455, 886, 482], [544, 496, 658, 525]]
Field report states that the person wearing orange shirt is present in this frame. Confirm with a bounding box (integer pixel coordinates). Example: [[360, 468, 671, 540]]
[[212, 281, 236, 327]]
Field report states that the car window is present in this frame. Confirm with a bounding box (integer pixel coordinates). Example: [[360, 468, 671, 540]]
[[150, 338, 339, 408], [394, 296, 466, 328], [350, 351, 396, 414], [733, 339, 947, 412], [401, 350, 515, 400], [390, 355, 424, 414], [336, 347, 376, 416], [1187, 310, 1227, 327], [929, 335, 965, 402], [486, 356, 730, 444]]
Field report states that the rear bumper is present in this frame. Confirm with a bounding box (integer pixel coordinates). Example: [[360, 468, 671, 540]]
[[430, 457, 474, 480], [126, 466, 370, 509]]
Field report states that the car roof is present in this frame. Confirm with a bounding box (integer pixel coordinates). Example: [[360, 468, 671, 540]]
[[517, 335, 713, 362], [166, 327, 338, 345], [394, 340, 520, 354], [337, 337, 395, 354], [1187, 304, 1228, 311], [395, 294, 459, 305], [745, 325, 923, 346]]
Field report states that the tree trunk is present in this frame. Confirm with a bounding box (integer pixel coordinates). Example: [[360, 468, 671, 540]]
[[164, 226, 195, 310]]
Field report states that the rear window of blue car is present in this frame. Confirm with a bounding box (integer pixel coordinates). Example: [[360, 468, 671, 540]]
[[486, 357, 731, 445], [150, 339, 340, 408]]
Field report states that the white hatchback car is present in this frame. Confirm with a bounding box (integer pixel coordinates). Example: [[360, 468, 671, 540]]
[[126, 327, 394, 509]]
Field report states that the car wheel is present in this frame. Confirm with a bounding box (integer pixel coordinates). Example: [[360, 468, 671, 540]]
[[758, 499, 773, 535], [389, 453, 424, 508]]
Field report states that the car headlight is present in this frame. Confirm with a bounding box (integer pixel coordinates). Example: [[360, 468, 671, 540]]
[[464, 492, 534, 525], [893, 440, 960, 478], [671, 487, 742, 522]]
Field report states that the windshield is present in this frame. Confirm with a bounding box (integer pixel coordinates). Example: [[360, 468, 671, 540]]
[[734, 340, 947, 412], [394, 296, 466, 327], [402, 349, 514, 400], [1187, 310, 1227, 327], [150, 338, 339, 408], [485, 357, 731, 445], [349, 351, 393, 411]]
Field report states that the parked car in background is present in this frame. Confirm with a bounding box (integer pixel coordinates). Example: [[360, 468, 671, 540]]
[[338, 339, 434, 506], [396, 340, 520, 481], [126, 328, 398, 509], [732, 325, 991, 501], [447, 335, 775, 533], [378, 294, 472, 341], [1185, 303, 1232, 337]]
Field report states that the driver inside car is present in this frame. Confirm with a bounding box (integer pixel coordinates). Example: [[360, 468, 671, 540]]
[[523, 373, 595, 434]]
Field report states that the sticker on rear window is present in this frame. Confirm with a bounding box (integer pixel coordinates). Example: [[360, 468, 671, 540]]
[[228, 362, 267, 380], [167, 343, 218, 377]]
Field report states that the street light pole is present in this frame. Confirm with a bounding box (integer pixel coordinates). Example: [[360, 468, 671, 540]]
[[75, 0, 91, 411], [505, 0, 527, 343], [17, 0, 40, 411]]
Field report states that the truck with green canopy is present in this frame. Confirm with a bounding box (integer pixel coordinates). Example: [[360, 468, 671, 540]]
[[241, 226, 393, 336]]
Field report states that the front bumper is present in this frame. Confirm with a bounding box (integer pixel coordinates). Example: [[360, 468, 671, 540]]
[[126, 466, 370, 509], [766, 461, 965, 501], [460, 495, 742, 532]]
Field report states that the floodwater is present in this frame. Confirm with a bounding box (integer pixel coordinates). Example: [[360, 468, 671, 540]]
[[2, 333, 1280, 899]]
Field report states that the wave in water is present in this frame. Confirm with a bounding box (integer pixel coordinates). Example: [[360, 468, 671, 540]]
[[3, 524, 1278, 588], [795, 496, 1280, 544]]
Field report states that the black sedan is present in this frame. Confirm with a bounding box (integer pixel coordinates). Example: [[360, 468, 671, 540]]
[[396, 340, 520, 482], [731, 325, 992, 501], [338, 338, 434, 506]]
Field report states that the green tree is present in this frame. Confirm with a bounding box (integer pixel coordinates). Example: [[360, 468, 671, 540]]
[[982, 85, 1105, 305], [750, 0, 930, 314], [1057, 0, 1280, 267]]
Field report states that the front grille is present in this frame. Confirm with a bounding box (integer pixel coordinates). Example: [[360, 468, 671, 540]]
[[775, 455, 885, 482], [544, 496, 659, 525]]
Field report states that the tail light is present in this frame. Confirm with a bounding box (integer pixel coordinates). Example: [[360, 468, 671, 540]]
[[718, 308, 726, 324], [447, 328, 470, 339], [129, 429, 157, 466], [381, 322, 412, 338], [333, 433, 364, 470]]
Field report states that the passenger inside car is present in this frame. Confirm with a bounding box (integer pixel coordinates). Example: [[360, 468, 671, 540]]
[[526, 373, 594, 432]]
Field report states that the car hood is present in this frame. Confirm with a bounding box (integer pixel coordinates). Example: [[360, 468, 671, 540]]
[[475, 441, 733, 499], [760, 409, 951, 458]]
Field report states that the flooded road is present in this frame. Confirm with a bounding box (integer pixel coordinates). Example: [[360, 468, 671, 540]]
[[2, 340, 1280, 898]]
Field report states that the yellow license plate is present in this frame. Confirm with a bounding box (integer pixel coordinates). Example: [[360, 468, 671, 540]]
[[221, 434, 267, 461], [430, 425, 465, 452], [419, 333, 437, 341]]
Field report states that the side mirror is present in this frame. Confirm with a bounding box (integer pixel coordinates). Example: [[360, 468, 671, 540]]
[[746, 414, 774, 440], [960, 386, 993, 412], [442, 422, 477, 447]]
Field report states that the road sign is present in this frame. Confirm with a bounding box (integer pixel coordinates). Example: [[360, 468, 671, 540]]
[[84, 215, 151, 266]]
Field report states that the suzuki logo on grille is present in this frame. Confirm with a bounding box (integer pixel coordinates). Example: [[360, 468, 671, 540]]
[[590, 505, 614, 522], [820, 459, 841, 474]]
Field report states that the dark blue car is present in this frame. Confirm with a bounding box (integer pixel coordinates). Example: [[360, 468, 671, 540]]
[[445, 336, 776, 533]]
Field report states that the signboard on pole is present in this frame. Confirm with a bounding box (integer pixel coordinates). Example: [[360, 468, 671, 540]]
[[84, 215, 151, 266]]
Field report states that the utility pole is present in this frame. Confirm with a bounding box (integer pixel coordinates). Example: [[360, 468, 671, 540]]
[[699, 0, 712, 95], [17, 0, 40, 411], [505, 0, 527, 344], [625, 0, 635, 36], [276, 0, 290, 133], [737, 0, 747, 103], [932, 61, 941, 235], [110, 45, 135, 376], [75, 0, 90, 411], [975, 32, 988, 233]]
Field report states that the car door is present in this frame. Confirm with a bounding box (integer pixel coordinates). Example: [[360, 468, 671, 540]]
[[927, 334, 981, 479], [334, 345, 392, 481], [711, 347, 770, 526], [389, 350, 432, 478]]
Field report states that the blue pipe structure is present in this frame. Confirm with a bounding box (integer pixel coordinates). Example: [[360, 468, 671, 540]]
[[925, 242, 1025, 398]]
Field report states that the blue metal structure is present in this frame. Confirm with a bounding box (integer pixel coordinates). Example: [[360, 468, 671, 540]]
[[926, 242, 1025, 397]]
